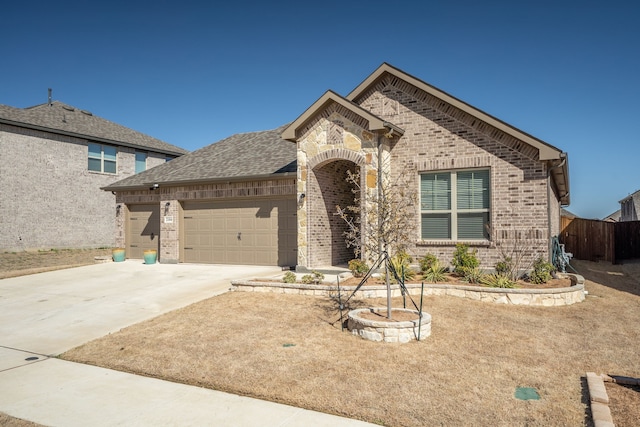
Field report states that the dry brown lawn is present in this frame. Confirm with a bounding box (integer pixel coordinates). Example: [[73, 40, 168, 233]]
[[57, 259, 640, 426], [0, 248, 112, 279], [605, 382, 640, 427], [0, 412, 44, 427]]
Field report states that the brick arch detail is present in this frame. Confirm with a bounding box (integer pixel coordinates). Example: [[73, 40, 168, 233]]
[[308, 148, 366, 170]]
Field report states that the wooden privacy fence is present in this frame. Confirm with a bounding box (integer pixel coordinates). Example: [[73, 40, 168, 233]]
[[560, 217, 640, 264]]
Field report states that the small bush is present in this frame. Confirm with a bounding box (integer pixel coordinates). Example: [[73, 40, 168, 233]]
[[283, 271, 296, 283], [529, 257, 555, 284], [389, 250, 415, 283], [419, 253, 438, 272], [348, 259, 369, 278], [301, 270, 325, 285], [482, 273, 517, 288], [461, 266, 485, 284], [452, 244, 479, 274], [423, 259, 447, 283], [494, 256, 513, 277]]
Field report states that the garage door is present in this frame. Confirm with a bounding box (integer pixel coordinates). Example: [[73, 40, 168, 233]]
[[182, 198, 297, 266], [127, 204, 160, 259]]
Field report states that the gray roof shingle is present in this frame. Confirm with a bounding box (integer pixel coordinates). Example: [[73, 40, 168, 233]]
[[0, 101, 187, 155], [103, 124, 296, 190]]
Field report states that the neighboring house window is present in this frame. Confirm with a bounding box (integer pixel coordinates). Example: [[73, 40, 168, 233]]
[[421, 169, 490, 240], [135, 151, 147, 173], [88, 143, 117, 173]]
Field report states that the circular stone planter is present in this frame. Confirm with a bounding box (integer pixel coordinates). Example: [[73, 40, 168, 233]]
[[347, 307, 431, 343]]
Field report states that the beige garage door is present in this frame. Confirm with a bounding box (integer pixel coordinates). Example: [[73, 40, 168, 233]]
[[127, 204, 160, 259], [182, 198, 297, 266]]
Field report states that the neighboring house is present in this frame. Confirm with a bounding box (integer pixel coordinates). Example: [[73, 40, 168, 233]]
[[0, 100, 187, 251], [619, 189, 640, 221], [603, 209, 621, 222], [561, 208, 578, 220], [105, 63, 570, 268]]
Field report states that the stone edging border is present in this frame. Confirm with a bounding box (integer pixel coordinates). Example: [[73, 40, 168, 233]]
[[231, 273, 585, 306], [586, 372, 615, 427]]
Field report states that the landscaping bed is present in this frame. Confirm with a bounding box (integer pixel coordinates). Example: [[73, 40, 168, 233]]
[[231, 272, 585, 306]]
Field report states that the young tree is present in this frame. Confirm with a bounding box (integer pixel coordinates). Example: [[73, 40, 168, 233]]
[[335, 162, 418, 318], [335, 166, 417, 264]]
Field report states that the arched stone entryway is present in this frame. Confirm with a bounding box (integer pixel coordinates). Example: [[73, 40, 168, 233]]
[[307, 155, 364, 268]]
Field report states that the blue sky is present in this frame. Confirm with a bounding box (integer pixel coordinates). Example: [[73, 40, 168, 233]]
[[2, 0, 639, 219]]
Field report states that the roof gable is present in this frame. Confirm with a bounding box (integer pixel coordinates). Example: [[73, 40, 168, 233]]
[[348, 63, 563, 162], [347, 63, 569, 205], [281, 90, 403, 142], [0, 101, 187, 156]]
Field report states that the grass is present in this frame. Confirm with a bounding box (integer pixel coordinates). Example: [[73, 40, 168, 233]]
[[61, 259, 640, 426], [0, 248, 112, 279]]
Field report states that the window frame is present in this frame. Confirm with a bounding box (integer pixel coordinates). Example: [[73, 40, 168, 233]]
[[88, 143, 117, 174], [135, 151, 147, 173], [420, 168, 491, 242]]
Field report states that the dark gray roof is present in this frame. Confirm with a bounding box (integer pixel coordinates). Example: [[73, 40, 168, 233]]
[[0, 101, 187, 156], [103, 124, 296, 190]]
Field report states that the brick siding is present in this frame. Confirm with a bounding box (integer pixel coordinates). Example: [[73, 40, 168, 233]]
[[355, 75, 555, 268], [115, 179, 296, 263], [0, 123, 175, 251], [307, 160, 358, 266]]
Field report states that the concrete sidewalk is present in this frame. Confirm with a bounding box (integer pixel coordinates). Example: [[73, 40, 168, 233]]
[[0, 261, 375, 426]]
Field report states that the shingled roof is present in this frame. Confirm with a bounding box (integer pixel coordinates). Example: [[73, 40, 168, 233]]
[[0, 101, 187, 156], [103, 124, 296, 190]]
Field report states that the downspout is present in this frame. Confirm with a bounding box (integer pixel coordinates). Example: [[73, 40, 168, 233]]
[[547, 154, 567, 261]]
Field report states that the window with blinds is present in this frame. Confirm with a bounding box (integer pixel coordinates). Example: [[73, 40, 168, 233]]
[[421, 169, 490, 240]]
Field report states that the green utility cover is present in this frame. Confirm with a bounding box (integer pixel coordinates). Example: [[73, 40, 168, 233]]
[[515, 387, 540, 400]]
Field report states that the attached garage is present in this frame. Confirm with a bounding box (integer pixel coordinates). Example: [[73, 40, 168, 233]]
[[105, 125, 298, 266], [182, 198, 297, 266], [126, 204, 160, 259]]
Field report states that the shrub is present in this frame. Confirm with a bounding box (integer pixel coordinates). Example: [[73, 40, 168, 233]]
[[494, 256, 513, 277], [348, 259, 369, 278], [461, 266, 485, 284], [301, 270, 324, 285], [389, 250, 415, 283], [283, 271, 296, 283], [482, 273, 517, 288], [529, 256, 555, 284], [452, 244, 479, 275], [419, 253, 438, 272], [423, 259, 447, 283]]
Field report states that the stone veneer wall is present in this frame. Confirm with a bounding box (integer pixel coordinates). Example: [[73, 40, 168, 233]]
[[352, 75, 555, 268], [295, 103, 389, 269], [115, 178, 296, 263]]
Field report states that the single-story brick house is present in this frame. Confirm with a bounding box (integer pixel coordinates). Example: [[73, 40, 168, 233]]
[[104, 63, 570, 269], [0, 99, 187, 251]]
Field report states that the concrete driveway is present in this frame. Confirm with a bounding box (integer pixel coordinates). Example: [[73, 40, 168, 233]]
[[0, 261, 375, 426], [0, 260, 281, 357]]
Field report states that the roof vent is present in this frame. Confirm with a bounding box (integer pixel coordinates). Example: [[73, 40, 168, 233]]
[[62, 105, 75, 112], [48, 88, 52, 106], [80, 110, 93, 116]]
